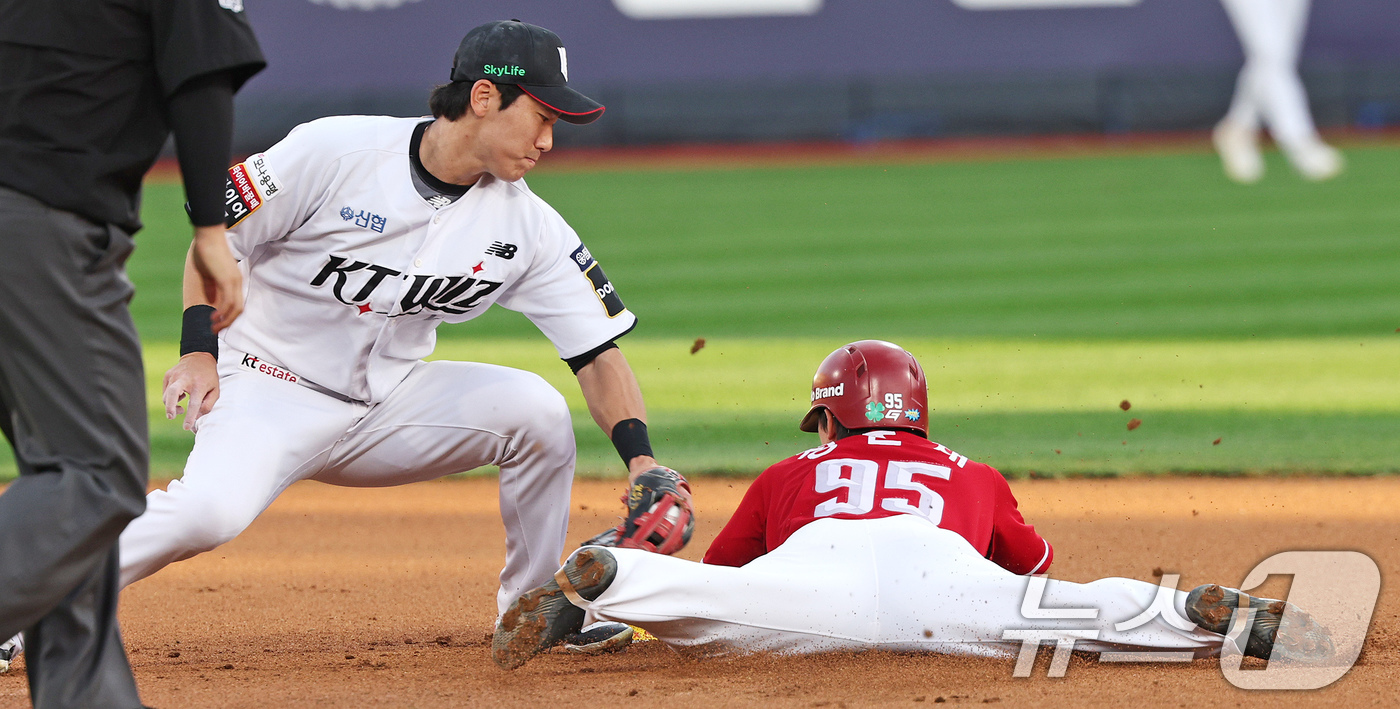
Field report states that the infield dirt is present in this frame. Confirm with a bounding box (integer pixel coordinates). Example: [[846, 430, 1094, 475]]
[[1, 477, 1394, 707]]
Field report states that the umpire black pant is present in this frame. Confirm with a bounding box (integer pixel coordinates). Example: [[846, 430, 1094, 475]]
[[0, 185, 147, 708]]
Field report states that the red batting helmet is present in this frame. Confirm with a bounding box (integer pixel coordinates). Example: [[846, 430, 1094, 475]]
[[799, 340, 929, 436]]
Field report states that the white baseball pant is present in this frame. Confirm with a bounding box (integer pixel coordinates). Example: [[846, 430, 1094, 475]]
[[1219, 0, 1322, 150], [583, 515, 1221, 657], [118, 346, 577, 615]]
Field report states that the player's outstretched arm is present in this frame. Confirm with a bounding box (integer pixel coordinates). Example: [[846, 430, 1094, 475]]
[[575, 347, 664, 484], [162, 245, 224, 431], [576, 347, 695, 554]]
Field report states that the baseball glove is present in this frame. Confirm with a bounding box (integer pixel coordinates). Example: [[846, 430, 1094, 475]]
[[582, 467, 695, 555]]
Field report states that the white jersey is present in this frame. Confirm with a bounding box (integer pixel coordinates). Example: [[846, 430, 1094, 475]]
[[219, 115, 635, 403]]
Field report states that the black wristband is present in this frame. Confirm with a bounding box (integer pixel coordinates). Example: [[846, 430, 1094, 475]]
[[180, 305, 219, 358], [610, 418, 653, 465]]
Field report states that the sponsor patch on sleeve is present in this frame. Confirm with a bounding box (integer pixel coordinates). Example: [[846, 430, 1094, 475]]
[[583, 262, 625, 318], [570, 243, 595, 271], [224, 152, 283, 228]]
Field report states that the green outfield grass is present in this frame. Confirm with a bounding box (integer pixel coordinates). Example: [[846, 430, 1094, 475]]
[[4, 143, 1398, 479]]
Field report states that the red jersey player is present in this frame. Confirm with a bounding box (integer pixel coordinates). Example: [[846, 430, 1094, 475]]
[[705, 430, 1050, 574], [704, 339, 1050, 574], [494, 341, 1336, 670]]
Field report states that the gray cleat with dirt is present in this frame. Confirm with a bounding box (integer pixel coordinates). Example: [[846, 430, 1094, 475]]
[[1185, 584, 1335, 662], [492, 547, 620, 670]]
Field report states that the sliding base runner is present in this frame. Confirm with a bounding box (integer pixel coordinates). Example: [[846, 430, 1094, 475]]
[[494, 341, 1336, 669]]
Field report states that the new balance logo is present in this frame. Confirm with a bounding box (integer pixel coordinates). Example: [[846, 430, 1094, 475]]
[[487, 241, 518, 259]]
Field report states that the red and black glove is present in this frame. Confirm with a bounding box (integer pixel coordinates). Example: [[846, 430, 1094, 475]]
[[582, 467, 695, 555]]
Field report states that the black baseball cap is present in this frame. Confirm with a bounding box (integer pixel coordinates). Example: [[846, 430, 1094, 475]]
[[450, 20, 605, 125]]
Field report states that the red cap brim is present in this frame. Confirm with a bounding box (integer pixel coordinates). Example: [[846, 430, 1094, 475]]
[[519, 86, 605, 125]]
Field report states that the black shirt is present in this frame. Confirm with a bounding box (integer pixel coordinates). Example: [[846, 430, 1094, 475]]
[[0, 0, 265, 232]]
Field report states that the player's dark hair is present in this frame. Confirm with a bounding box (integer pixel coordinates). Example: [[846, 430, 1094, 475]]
[[817, 410, 858, 441], [429, 81, 525, 120]]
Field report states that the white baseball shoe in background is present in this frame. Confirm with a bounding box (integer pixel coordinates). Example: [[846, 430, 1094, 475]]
[[1213, 119, 1265, 184], [1285, 141, 1345, 181]]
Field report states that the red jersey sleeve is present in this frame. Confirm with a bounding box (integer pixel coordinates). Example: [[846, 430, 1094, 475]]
[[703, 473, 771, 567], [985, 472, 1053, 575]]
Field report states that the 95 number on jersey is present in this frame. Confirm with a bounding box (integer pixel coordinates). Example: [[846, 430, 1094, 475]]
[[810, 458, 952, 524]]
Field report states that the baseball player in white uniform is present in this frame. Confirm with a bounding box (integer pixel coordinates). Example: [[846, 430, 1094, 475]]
[[0, 20, 696, 668], [493, 342, 1337, 670], [1213, 0, 1342, 182]]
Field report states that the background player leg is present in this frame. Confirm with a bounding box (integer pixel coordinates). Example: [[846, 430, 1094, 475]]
[[1219, 0, 1341, 180], [312, 361, 576, 615], [118, 352, 362, 588], [0, 189, 146, 708], [1215, 45, 1265, 183]]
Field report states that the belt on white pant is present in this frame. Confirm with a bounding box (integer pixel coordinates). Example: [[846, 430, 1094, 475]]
[[233, 350, 364, 404]]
